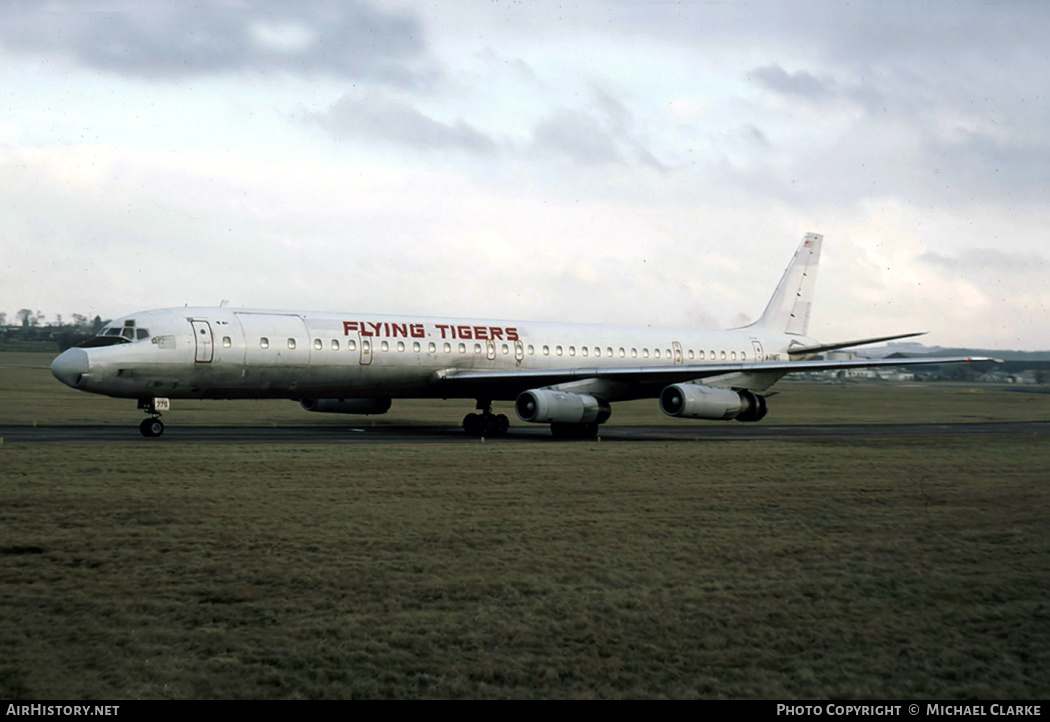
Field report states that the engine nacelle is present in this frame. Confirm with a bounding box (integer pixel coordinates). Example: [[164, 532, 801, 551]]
[[515, 389, 611, 424], [300, 397, 392, 415], [659, 384, 767, 422]]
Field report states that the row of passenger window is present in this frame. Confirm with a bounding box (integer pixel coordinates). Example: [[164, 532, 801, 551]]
[[238, 336, 750, 362]]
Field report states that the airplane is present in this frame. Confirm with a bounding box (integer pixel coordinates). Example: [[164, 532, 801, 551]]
[[50, 233, 994, 438]]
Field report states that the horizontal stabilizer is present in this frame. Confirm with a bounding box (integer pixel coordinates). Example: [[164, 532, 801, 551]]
[[788, 332, 927, 357]]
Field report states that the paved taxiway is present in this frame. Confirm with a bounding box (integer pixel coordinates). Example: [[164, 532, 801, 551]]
[[1, 421, 1047, 444]]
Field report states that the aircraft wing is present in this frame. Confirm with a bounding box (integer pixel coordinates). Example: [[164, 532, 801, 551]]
[[434, 355, 1000, 398]]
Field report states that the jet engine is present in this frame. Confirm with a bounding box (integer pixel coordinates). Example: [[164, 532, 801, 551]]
[[300, 397, 392, 415], [515, 389, 611, 424], [659, 384, 767, 422]]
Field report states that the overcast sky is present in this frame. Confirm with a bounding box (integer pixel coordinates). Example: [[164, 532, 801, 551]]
[[2, 0, 1047, 349]]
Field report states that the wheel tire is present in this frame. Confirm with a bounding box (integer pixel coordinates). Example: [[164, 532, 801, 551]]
[[140, 418, 164, 438], [462, 413, 481, 436]]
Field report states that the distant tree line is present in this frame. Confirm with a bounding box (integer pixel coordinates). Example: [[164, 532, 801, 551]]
[[0, 310, 108, 351]]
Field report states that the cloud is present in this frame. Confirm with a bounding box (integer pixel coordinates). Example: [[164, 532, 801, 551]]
[[921, 247, 1047, 276], [529, 89, 668, 170], [313, 92, 498, 154], [531, 109, 622, 165], [0, 0, 427, 84], [751, 65, 836, 101]]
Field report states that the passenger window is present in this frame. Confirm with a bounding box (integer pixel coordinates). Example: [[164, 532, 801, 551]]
[[619, 348, 625, 358], [502, 344, 509, 355], [543, 345, 550, 356], [260, 337, 269, 349], [570, 346, 576, 356], [654, 349, 661, 359], [222, 336, 232, 348], [348, 340, 357, 351], [528, 345, 535, 355], [444, 343, 452, 353], [413, 342, 421, 353], [397, 341, 405, 352], [631, 348, 637, 358], [731, 351, 737, 360], [556, 346, 563, 356], [580, 347, 587, 357], [287, 338, 296, 350], [381, 341, 389, 352], [474, 343, 482, 354], [314, 338, 323, 350], [699, 350, 705, 360], [458, 343, 466, 354], [720, 350, 726, 360], [331, 339, 339, 350], [428, 342, 436, 353]]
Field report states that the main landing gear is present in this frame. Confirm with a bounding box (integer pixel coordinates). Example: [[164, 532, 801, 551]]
[[137, 397, 169, 438], [462, 399, 510, 437]]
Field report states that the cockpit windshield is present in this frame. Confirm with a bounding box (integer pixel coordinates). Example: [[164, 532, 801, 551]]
[[77, 319, 150, 348]]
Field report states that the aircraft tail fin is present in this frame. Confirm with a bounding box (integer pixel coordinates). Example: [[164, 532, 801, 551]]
[[748, 232, 822, 336]]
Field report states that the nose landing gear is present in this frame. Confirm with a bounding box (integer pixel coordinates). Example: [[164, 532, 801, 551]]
[[139, 417, 165, 438], [137, 397, 170, 438]]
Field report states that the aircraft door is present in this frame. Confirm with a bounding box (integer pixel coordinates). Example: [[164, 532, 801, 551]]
[[191, 320, 214, 363], [752, 340, 764, 362], [672, 341, 684, 365], [487, 340, 496, 361], [514, 340, 524, 367]]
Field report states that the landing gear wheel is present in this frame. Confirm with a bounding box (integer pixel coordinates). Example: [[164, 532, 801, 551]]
[[735, 391, 768, 422], [462, 412, 510, 437], [140, 418, 165, 438], [463, 413, 481, 436]]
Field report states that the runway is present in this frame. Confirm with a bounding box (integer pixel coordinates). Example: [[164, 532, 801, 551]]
[[1, 420, 1047, 444]]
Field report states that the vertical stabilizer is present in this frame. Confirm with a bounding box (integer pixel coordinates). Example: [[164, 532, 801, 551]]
[[750, 233, 822, 335]]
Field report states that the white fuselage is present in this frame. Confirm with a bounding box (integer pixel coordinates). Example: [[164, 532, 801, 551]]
[[54, 306, 807, 402]]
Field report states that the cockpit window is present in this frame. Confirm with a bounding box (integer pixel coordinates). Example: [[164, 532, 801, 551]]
[[80, 322, 150, 347]]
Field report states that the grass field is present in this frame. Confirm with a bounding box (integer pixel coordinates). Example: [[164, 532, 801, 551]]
[[1, 352, 1049, 699]]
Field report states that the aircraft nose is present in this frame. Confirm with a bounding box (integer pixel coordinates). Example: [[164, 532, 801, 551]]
[[51, 348, 90, 388]]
